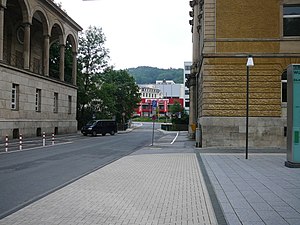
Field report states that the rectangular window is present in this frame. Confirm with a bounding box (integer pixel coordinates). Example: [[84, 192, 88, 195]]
[[35, 89, 41, 112], [53, 92, 58, 113], [11, 83, 19, 110], [185, 101, 190, 108], [283, 5, 300, 36], [68, 95, 72, 114]]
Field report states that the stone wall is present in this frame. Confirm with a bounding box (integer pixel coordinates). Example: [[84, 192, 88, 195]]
[[194, 0, 300, 148], [0, 64, 77, 139], [199, 117, 287, 148]]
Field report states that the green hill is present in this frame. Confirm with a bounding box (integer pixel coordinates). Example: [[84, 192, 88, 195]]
[[127, 66, 184, 84]]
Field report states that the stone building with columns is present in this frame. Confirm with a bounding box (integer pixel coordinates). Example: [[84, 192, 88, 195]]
[[188, 0, 300, 148], [0, 0, 82, 139]]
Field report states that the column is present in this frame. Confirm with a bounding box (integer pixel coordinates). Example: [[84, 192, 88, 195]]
[[59, 44, 65, 81], [23, 23, 31, 69], [0, 6, 4, 61], [188, 74, 197, 139], [72, 52, 77, 85], [43, 35, 50, 76], [188, 0, 200, 139]]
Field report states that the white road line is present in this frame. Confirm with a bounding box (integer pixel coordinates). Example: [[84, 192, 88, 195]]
[[170, 132, 179, 145]]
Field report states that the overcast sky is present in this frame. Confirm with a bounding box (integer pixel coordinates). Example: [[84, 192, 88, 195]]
[[59, 0, 192, 69]]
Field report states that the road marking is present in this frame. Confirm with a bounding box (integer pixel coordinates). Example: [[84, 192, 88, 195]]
[[170, 132, 179, 144], [0, 142, 73, 155]]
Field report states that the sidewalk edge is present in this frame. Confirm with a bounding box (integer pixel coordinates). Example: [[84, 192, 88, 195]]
[[195, 151, 229, 225]]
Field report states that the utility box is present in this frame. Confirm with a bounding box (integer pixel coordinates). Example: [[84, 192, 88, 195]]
[[286, 64, 300, 168]]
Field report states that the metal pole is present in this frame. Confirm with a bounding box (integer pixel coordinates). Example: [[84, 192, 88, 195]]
[[5, 135, 8, 152], [151, 119, 155, 146], [52, 133, 55, 145], [43, 132, 46, 147], [19, 134, 23, 151], [246, 66, 249, 159]]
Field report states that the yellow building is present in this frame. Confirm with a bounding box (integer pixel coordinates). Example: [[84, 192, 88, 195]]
[[189, 0, 300, 147]]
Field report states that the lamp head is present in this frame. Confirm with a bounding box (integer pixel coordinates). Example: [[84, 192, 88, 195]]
[[246, 55, 254, 67]]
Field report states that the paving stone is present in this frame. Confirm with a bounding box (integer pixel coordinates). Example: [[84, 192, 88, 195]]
[[200, 153, 300, 225], [0, 153, 217, 225]]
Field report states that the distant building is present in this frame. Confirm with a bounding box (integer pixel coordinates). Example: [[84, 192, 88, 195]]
[[0, 0, 82, 139], [135, 82, 185, 117], [155, 80, 185, 99], [184, 62, 192, 114], [188, 0, 300, 147], [135, 98, 184, 118]]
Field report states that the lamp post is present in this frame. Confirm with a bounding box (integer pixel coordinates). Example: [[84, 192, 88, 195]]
[[246, 55, 254, 159]]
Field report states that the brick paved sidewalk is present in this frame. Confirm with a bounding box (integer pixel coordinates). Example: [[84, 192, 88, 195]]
[[0, 152, 217, 225], [200, 153, 300, 225]]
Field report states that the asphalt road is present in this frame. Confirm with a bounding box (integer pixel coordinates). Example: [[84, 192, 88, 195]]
[[0, 122, 163, 218]]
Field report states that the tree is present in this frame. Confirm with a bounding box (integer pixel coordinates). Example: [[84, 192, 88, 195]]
[[170, 101, 189, 125], [76, 26, 110, 128], [76, 26, 140, 129], [101, 69, 141, 124]]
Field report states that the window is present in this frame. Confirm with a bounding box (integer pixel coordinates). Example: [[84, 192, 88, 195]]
[[53, 92, 58, 113], [282, 70, 287, 103], [35, 89, 41, 112], [185, 101, 190, 108], [283, 5, 300, 36], [68, 95, 72, 114], [11, 83, 19, 110], [185, 65, 191, 70]]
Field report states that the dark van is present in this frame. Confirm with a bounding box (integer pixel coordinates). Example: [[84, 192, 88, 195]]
[[81, 120, 118, 136]]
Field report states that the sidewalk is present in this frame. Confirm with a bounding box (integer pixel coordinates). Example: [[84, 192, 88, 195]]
[[0, 131, 299, 225], [0, 131, 217, 225], [199, 151, 300, 225]]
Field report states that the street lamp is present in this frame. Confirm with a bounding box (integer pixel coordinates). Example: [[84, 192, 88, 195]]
[[246, 55, 254, 159]]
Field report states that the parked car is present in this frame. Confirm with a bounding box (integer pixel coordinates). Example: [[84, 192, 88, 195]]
[[81, 120, 118, 136]]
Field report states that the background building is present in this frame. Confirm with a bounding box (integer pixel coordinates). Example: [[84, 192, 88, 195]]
[[184, 61, 192, 114], [0, 0, 82, 139], [188, 0, 300, 147], [135, 82, 185, 117]]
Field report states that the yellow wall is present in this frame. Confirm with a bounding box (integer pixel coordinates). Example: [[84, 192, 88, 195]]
[[216, 0, 280, 39], [200, 57, 300, 117]]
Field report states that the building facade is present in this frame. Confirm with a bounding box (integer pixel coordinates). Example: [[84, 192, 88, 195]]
[[136, 83, 185, 117], [189, 0, 300, 148], [0, 0, 82, 139], [184, 61, 192, 114]]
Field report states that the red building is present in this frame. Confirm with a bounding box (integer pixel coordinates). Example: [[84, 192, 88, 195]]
[[135, 98, 184, 117]]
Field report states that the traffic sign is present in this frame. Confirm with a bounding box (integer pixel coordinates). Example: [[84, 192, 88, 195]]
[[152, 100, 157, 108]]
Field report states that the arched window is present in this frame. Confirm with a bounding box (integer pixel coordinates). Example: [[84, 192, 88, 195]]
[[282, 70, 287, 103]]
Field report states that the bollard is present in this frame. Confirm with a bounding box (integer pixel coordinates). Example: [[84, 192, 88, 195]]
[[5, 135, 8, 152], [52, 133, 54, 145], [43, 132, 46, 146], [19, 134, 23, 150]]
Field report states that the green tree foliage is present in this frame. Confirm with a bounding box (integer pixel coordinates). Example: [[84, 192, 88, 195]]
[[49, 41, 60, 79], [127, 66, 184, 84], [76, 26, 140, 128], [49, 39, 73, 83], [64, 38, 73, 83], [77, 26, 110, 128], [170, 101, 189, 125], [99, 69, 141, 123]]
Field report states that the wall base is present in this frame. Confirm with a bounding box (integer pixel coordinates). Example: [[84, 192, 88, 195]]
[[199, 117, 286, 148]]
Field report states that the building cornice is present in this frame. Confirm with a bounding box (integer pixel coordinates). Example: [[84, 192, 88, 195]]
[[203, 53, 300, 58], [44, 0, 83, 31], [205, 37, 300, 42]]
